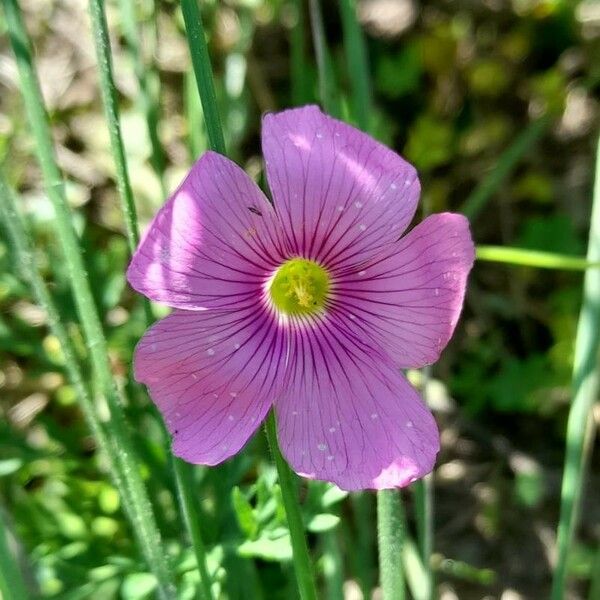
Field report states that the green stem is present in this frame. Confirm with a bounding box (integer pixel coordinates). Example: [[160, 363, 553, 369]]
[[338, 0, 371, 131], [0, 507, 28, 600], [476, 245, 600, 270], [377, 490, 406, 600], [1, 1, 175, 595], [413, 478, 433, 600], [265, 412, 318, 600], [290, 0, 309, 106], [87, 0, 140, 253], [550, 134, 600, 600], [180, 0, 226, 155], [173, 458, 215, 600], [308, 0, 339, 117], [87, 0, 214, 592], [322, 528, 344, 600], [117, 0, 167, 194], [460, 116, 550, 221]]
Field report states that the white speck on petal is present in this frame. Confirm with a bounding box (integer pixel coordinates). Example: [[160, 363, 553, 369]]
[[390, 183, 397, 190], [317, 443, 327, 451], [354, 201, 363, 209], [230, 392, 237, 398], [191, 373, 198, 380], [405, 179, 412, 186], [358, 270, 366, 276], [234, 343, 240, 350], [228, 415, 235, 421], [434, 288, 440, 296], [337, 205, 344, 212], [370, 412, 379, 420], [151, 343, 157, 351], [359, 224, 366, 231], [329, 427, 336, 433], [292, 410, 298, 416], [349, 314, 356, 320], [406, 420, 413, 428], [207, 348, 215, 356], [221, 444, 228, 451], [327, 455, 335, 461], [316, 132, 323, 139]]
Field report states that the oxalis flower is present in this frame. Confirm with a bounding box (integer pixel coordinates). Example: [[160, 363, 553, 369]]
[[127, 105, 474, 491]]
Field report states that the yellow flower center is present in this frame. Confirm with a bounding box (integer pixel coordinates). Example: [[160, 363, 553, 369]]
[[269, 258, 330, 316]]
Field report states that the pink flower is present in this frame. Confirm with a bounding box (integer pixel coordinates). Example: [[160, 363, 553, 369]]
[[127, 105, 474, 491]]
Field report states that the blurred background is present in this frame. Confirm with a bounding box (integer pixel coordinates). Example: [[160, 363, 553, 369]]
[[0, 0, 599, 598]]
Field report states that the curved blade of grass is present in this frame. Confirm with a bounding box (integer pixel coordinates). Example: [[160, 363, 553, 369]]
[[550, 134, 600, 600], [476, 246, 600, 270], [117, 0, 167, 195], [338, 0, 371, 131], [87, 1, 214, 595], [460, 116, 550, 221], [377, 490, 406, 599], [0, 505, 28, 600], [1, 1, 175, 595], [308, 0, 340, 117], [265, 413, 318, 600], [180, 0, 226, 155]]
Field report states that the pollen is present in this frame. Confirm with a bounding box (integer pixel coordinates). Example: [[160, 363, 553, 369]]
[[269, 258, 330, 316]]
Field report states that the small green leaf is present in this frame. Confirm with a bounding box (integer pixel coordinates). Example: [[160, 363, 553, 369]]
[[121, 573, 158, 599], [238, 535, 293, 562], [321, 485, 348, 509], [307, 514, 340, 533], [232, 486, 258, 538]]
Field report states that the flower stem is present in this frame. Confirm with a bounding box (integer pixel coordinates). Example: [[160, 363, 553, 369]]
[[551, 134, 600, 600], [1, 0, 175, 595], [265, 412, 318, 600], [173, 457, 215, 600], [180, 0, 226, 155], [377, 490, 407, 600]]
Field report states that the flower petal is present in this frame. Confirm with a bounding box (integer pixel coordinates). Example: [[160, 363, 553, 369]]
[[127, 151, 285, 310], [274, 319, 439, 490], [332, 213, 475, 368], [134, 305, 285, 465], [262, 105, 420, 268]]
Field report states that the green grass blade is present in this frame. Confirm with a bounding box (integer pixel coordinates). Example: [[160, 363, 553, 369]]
[[338, 0, 371, 131], [87, 0, 140, 253], [1, 1, 175, 595], [0, 173, 140, 546], [290, 0, 310, 106], [87, 2, 214, 592], [265, 412, 318, 600], [117, 0, 167, 194], [377, 490, 406, 599], [402, 536, 430, 600], [476, 245, 600, 270], [173, 458, 215, 600], [412, 477, 433, 600], [308, 0, 340, 117], [322, 529, 344, 600], [0, 506, 28, 600], [460, 116, 550, 221], [180, 0, 226, 155], [550, 134, 600, 599]]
